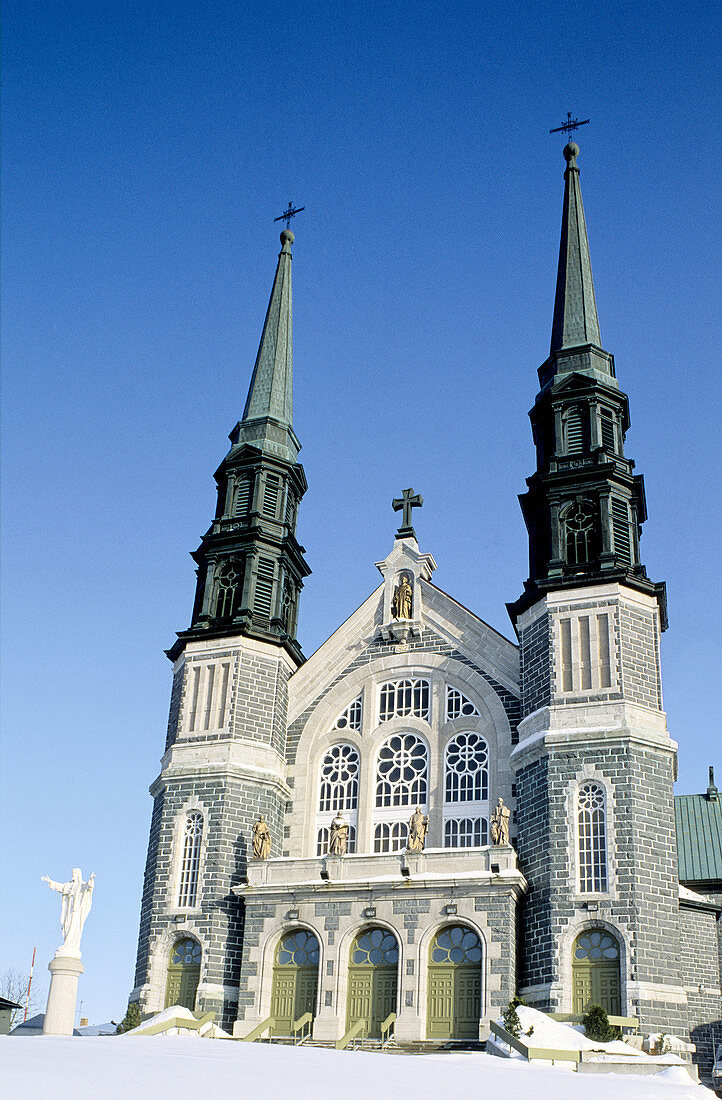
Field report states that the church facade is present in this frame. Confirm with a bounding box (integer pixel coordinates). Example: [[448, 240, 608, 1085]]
[[131, 144, 721, 1059]]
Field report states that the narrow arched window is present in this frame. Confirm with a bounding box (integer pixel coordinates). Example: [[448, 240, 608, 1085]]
[[577, 783, 608, 892], [319, 745, 360, 812], [177, 811, 203, 907], [445, 732, 489, 802], [564, 501, 597, 565], [215, 561, 242, 619], [562, 405, 589, 454], [375, 734, 428, 807]]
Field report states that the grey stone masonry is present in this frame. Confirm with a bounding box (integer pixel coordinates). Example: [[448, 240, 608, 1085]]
[[619, 604, 662, 710], [680, 901, 722, 1074], [132, 773, 286, 1032], [164, 667, 184, 751], [519, 612, 551, 718], [515, 741, 686, 1035]]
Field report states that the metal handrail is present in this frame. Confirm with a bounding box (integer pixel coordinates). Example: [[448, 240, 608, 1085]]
[[380, 1012, 396, 1047], [336, 1018, 365, 1050], [242, 1015, 275, 1042], [489, 1020, 581, 1064], [292, 1012, 313, 1044]]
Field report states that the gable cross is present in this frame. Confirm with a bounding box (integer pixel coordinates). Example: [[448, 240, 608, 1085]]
[[392, 487, 423, 539]]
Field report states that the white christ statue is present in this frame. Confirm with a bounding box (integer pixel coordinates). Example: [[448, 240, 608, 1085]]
[[42, 868, 95, 957]]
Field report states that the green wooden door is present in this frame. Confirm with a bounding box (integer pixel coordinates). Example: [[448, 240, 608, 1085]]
[[427, 926, 482, 1040], [572, 930, 621, 1016], [270, 930, 320, 1036], [165, 938, 201, 1010], [346, 929, 399, 1037]]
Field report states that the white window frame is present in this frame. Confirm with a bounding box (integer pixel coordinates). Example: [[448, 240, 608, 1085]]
[[315, 742, 360, 851], [169, 799, 208, 914]]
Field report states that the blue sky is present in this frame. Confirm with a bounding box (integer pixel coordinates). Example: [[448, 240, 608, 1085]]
[[3, 0, 720, 1024]]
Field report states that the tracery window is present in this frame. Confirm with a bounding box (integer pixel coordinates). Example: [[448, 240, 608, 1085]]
[[215, 561, 242, 619], [444, 816, 487, 848], [577, 782, 608, 892], [379, 679, 430, 722], [177, 811, 203, 908], [573, 929, 619, 962], [446, 687, 479, 721], [564, 501, 597, 565], [351, 928, 399, 965], [445, 732, 488, 802], [333, 695, 362, 731], [373, 821, 409, 853], [375, 734, 428, 807], [430, 926, 482, 964], [277, 929, 320, 966], [318, 745, 360, 812]]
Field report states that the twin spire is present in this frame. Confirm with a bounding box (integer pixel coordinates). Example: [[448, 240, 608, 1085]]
[[232, 228, 299, 464], [550, 141, 602, 354]]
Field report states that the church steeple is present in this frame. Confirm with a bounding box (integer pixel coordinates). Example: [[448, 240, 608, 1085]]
[[169, 229, 310, 663], [550, 141, 601, 354], [508, 142, 666, 627]]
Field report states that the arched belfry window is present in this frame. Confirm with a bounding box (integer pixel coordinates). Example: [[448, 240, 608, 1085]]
[[316, 744, 359, 855], [177, 811, 203, 907], [215, 561, 242, 619], [577, 783, 608, 892], [563, 501, 597, 565], [562, 405, 589, 454]]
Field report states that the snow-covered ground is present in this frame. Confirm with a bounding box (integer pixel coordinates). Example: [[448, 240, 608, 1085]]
[[1, 1035, 707, 1100]]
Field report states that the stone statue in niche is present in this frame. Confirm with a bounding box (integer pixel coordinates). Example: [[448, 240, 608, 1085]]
[[42, 869, 95, 957], [329, 811, 350, 856], [391, 573, 413, 620], [407, 807, 428, 852], [490, 797, 511, 846], [252, 815, 272, 860]]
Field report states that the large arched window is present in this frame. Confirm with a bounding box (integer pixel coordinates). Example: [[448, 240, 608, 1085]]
[[373, 733, 428, 853], [177, 811, 203, 907], [315, 744, 359, 855], [577, 783, 608, 892], [443, 731, 489, 848]]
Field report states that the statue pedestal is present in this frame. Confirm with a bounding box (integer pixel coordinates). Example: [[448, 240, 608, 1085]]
[[43, 954, 83, 1035]]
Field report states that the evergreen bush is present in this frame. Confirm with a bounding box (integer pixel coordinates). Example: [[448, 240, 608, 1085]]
[[502, 996, 523, 1038], [582, 1003, 615, 1042], [116, 1003, 142, 1034]]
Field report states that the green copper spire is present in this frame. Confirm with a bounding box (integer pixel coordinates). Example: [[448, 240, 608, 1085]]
[[232, 228, 299, 463], [538, 143, 615, 391], [550, 141, 601, 353]]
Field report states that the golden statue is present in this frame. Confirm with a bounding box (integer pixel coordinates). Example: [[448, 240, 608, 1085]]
[[391, 574, 413, 620], [252, 815, 272, 860], [490, 797, 511, 846], [407, 806, 428, 852], [329, 811, 350, 856]]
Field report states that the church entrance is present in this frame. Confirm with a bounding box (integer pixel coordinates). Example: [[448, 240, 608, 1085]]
[[270, 929, 319, 1036], [165, 937, 201, 1010], [346, 928, 399, 1038], [427, 925, 482, 1040], [572, 929, 621, 1016]]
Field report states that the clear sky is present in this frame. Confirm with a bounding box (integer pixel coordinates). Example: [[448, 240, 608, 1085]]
[[3, 0, 720, 1025]]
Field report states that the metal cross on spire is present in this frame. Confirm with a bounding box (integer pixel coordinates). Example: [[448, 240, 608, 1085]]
[[392, 487, 423, 539], [550, 111, 590, 138], [274, 202, 305, 230]]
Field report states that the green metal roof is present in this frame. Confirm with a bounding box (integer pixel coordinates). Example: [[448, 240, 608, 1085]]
[[675, 792, 722, 883]]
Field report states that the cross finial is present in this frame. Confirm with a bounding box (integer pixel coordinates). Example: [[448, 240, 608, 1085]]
[[274, 202, 305, 230], [392, 488, 423, 539], [550, 111, 590, 138]]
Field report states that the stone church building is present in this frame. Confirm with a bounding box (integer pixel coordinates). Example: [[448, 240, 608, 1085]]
[[131, 143, 721, 1059]]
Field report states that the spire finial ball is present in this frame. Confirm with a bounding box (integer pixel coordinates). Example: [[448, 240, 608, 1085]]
[[280, 228, 294, 247], [564, 141, 580, 162]]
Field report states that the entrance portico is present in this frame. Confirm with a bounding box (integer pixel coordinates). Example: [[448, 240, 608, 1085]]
[[232, 846, 525, 1044]]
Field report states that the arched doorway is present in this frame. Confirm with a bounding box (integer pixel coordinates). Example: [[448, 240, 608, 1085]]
[[572, 928, 621, 1016], [346, 928, 399, 1038], [427, 925, 482, 1039], [270, 929, 320, 1036], [165, 937, 201, 1010]]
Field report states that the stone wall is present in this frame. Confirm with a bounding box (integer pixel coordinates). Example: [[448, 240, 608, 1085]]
[[680, 902, 722, 1074]]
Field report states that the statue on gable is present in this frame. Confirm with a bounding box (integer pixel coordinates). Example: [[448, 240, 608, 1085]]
[[42, 868, 95, 957], [490, 797, 511, 846], [329, 810, 350, 856], [252, 815, 272, 860], [391, 573, 413, 620], [407, 806, 428, 852]]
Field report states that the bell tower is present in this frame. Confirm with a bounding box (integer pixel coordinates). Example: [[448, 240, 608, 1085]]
[[131, 229, 308, 1029], [509, 143, 685, 1035]]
